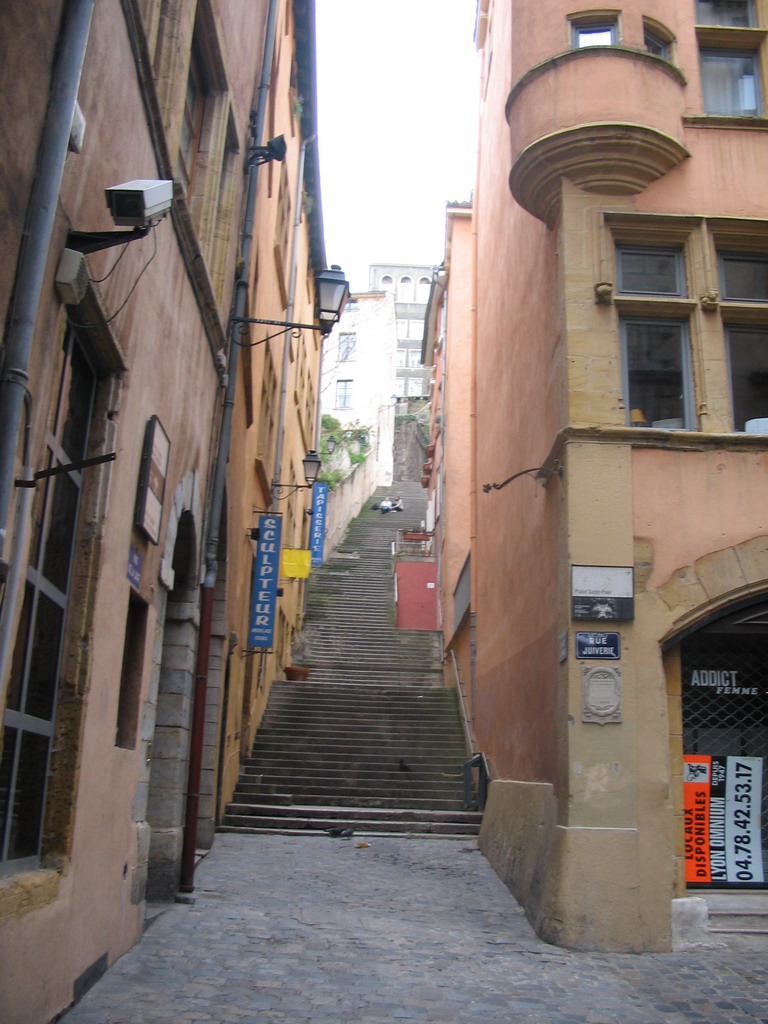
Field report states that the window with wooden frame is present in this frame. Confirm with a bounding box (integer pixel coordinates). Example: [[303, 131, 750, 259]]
[[719, 251, 768, 429], [173, 0, 231, 264], [273, 161, 292, 307], [621, 318, 694, 429], [335, 379, 352, 409], [339, 333, 357, 361], [617, 245, 686, 296], [644, 18, 675, 60], [725, 326, 768, 429], [695, 0, 765, 117], [697, 0, 754, 27], [1, 331, 96, 872], [177, 44, 207, 194], [701, 49, 761, 114], [257, 349, 278, 464], [612, 235, 696, 430], [209, 112, 239, 301]]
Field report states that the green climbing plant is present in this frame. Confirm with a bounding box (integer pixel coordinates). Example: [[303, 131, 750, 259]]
[[318, 414, 372, 490]]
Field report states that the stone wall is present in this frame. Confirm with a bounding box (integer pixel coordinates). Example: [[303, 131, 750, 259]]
[[394, 418, 427, 481]]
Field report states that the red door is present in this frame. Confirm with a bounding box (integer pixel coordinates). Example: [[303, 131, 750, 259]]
[[395, 561, 438, 630]]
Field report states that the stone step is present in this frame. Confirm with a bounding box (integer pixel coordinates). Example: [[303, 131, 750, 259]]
[[244, 751, 465, 766], [291, 669, 443, 681], [258, 725, 464, 741], [247, 743, 468, 760], [221, 816, 479, 836], [710, 911, 768, 930], [267, 696, 452, 708], [223, 798, 477, 819], [232, 782, 463, 803], [300, 635, 439, 646], [262, 708, 463, 722], [256, 720, 464, 736], [230, 792, 467, 811], [696, 891, 768, 952], [234, 771, 463, 791], [238, 768, 464, 785]]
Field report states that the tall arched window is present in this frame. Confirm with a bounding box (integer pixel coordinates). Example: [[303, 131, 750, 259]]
[[417, 277, 431, 303], [380, 275, 394, 293], [398, 276, 414, 302]]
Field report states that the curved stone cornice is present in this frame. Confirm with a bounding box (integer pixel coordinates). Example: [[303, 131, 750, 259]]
[[508, 122, 689, 226]]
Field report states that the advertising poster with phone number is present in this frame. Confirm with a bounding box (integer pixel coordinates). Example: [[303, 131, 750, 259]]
[[684, 754, 764, 886]]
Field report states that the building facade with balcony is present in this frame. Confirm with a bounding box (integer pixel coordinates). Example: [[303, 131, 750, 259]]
[[425, 0, 768, 952]]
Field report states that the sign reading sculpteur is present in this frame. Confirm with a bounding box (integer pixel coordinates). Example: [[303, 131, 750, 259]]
[[248, 514, 283, 649], [310, 482, 329, 566], [571, 565, 634, 621], [135, 415, 170, 545], [683, 754, 764, 886]]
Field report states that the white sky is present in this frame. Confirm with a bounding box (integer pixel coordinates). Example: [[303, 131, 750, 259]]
[[315, 0, 480, 293]]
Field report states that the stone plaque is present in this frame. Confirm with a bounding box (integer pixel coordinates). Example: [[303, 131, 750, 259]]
[[582, 665, 622, 724]]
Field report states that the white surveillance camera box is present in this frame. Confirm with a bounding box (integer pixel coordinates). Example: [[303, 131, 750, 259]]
[[105, 179, 173, 226]]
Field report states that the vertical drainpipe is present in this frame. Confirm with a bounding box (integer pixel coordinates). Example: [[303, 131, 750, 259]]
[[178, 0, 280, 894], [0, 0, 95, 701], [270, 134, 314, 514], [270, 135, 313, 640]]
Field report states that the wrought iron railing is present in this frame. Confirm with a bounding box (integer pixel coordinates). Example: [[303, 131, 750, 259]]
[[463, 752, 490, 811]]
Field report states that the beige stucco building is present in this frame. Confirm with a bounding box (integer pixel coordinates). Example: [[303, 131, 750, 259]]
[[424, 0, 768, 952], [0, 2, 340, 1021]]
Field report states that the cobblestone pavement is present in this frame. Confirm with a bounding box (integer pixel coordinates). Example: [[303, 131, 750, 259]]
[[62, 834, 768, 1024]]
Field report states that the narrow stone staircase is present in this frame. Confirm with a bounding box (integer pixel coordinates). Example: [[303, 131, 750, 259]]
[[220, 482, 482, 838]]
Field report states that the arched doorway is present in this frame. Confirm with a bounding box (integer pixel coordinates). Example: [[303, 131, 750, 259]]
[[680, 601, 768, 888]]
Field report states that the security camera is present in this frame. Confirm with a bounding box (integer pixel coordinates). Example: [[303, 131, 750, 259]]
[[105, 179, 173, 227]]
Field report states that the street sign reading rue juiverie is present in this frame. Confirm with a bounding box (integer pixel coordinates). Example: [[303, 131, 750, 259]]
[[575, 631, 621, 660]]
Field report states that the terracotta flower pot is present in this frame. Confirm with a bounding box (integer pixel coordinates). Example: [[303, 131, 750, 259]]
[[285, 666, 310, 681]]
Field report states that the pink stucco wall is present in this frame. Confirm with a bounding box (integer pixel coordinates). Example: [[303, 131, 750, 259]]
[[473, 0, 563, 783], [634, 448, 768, 590], [440, 212, 475, 646]]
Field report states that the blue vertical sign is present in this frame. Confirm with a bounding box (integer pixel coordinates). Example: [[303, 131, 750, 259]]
[[310, 482, 329, 566], [248, 514, 282, 648]]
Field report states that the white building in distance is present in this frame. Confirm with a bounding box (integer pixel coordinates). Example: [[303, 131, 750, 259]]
[[369, 263, 433, 403], [321, 289, 397, 486]]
